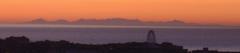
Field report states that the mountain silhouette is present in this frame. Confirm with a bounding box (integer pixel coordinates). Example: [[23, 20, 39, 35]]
[[26, 18, 69, 24], [26, 18, 217, 26], [73, 18, 144, 25], [164, 20, 186, 25], [28, 18, 49, 24]]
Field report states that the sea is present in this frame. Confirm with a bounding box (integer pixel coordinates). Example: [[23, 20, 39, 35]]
[[0, 24, 240, 51]]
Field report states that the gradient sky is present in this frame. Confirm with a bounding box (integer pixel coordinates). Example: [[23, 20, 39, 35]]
[[0, 0, 240, 25]]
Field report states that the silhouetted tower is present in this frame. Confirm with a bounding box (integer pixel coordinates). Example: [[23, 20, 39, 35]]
[[146, 30, 157, 43]]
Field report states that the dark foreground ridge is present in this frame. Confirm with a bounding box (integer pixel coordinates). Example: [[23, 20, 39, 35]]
[[0, 36, 239, 53]]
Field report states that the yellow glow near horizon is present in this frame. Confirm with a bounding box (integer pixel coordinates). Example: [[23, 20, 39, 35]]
[[0, 0, 240, 25]]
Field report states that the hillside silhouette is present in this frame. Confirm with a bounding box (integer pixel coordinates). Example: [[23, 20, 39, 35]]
[[0, 28, 238, 53], [0, 36, 238, 53]]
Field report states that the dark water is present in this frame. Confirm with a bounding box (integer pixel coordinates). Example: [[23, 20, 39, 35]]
[[0, 25, 239, 51]]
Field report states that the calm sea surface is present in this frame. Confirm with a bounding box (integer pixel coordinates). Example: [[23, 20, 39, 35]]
[[0, 24, 240, 51]]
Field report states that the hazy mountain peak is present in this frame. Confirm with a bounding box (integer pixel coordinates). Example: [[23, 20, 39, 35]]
[[33, 18, 46, 21], [29, 18, 48, 24], [166, 20, 185, 24], [158, 20, 187, 26]]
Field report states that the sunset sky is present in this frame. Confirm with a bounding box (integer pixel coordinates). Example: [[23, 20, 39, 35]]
[[0, 0, 240, 26]]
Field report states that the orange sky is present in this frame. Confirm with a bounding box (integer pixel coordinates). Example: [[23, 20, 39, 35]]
[[0, 0, 240, 26]]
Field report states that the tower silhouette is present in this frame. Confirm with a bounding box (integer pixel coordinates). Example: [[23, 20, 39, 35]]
[[146, 30, 157, 43]]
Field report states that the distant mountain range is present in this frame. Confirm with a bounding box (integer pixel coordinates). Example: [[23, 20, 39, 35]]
[[24, 18, 221, 26]]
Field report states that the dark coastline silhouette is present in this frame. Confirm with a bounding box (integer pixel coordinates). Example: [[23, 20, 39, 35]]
[[0, 36, 238, 53], [0, 30, 238, 53]]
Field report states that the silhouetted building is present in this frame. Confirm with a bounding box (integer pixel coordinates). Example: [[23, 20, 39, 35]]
[[146, 30, 157, 44]]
